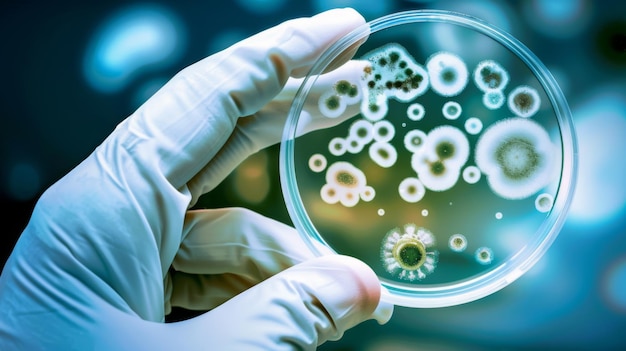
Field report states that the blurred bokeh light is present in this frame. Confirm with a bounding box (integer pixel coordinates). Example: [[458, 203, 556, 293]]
[[569, 88, 626, 224], [522, 0, 592, 39], [312, 0, 396, 19], [83, 4, 186, 93], [1, 0, 625, 349]]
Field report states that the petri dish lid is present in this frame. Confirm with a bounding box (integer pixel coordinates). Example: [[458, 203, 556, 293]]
[[280, 10, 577, 308]]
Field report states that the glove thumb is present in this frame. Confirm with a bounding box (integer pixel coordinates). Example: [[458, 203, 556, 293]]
[[172, 255, 393, 350]]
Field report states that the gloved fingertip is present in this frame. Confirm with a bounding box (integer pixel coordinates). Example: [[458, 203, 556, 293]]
[[316, 7, 363, 20], [297, 255, 382, 333], [371, 286, 394, 325], [319, 255, 393, 325]]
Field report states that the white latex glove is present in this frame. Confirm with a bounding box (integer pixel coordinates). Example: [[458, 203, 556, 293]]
[[0, 8, 393, 351]]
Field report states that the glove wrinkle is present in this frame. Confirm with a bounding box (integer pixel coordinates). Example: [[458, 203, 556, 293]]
[[169, 272, 256, 311], [166, 255, 381, 350], [310, 295, 337, 343], [166, 207, 338, 313]]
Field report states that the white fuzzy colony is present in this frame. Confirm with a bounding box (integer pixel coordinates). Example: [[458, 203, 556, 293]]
[[508, 85, 541, 118], [398, 177, 426, 203], [369, 141, 398, 168], [442, 101, 462, 120], [426, 51, 469, 97], [475, 247, 494, 265], [462, 165, 482, 184], [328, 137, 347, 156], [406, 102, 425, 121], [448, 233, 468, 252], [475, 118, 555, 199], [403, 129, 428, 153], [474, 60, 509, 92], [308, 153, 327, 173], [535, 192, 554, 213], [464, 117, 483, 135], [483, 90, 505, 110]]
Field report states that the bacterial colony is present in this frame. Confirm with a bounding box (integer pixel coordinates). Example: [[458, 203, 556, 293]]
[[306, 43, 558, 282]]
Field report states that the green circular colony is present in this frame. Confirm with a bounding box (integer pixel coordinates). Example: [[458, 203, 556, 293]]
[[381, 224, 438, 281], [309, 42, 559, 282]]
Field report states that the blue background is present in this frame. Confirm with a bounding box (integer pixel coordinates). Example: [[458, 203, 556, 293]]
[[1, 0, 625, 349]]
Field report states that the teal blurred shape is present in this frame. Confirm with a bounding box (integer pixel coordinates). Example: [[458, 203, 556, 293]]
[[82, 4, 186, 93]]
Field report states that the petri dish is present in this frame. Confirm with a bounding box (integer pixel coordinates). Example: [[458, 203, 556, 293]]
[[280, 10, 577, 308]]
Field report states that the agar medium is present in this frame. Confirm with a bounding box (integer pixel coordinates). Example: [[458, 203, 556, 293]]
[[280, 10, 576, 308]]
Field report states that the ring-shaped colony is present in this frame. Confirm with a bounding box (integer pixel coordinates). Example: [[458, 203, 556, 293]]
[[426, 51, 469, 97], [448, 233, 468, 252], [475, 117, 556, 200], [508, 85, 541, 118], [308, 153, 327, 173], [423, 125, 470, 167], [318, 89, 347, 118], [464, 117, 483, 135], [372, 120, 395, 143], [381, 224, 439, 281], [369, 141, 398, 168], [398, 177, 426, 203], [462, 165, 482, 184], [475, 247, 494, 265], [483, 90, 506, 110], [328, 137, 347, 156], [442, 101, 462, 120], [407, 102, 426, 121], [348, 119, 375, 145], [535, 192, 554, 213], [344, 136, 366, 154], [404, 129, 428, 153]]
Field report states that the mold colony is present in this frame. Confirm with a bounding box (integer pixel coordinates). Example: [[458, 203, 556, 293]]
[[360, 43, 430, 122], [410, 125, 469, 192], [319, 161, 370, 207], [426, 51, 469, 97], [475, 118, 555, 200], [448, 233, 468, 252], [381, 224, 438, 281], [306, 43, 558, 282]]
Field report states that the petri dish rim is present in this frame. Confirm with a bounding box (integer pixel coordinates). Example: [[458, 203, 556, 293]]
[[280, 9, 577, 308]]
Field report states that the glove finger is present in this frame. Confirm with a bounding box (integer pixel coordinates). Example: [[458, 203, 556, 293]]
[[166, 271, 254, 313], [170, 255, 390, 351], [186, 59, 369, 205], [114, 8, 366, 194], [173, 207, 333, 275], [165, 207, 335, 311]]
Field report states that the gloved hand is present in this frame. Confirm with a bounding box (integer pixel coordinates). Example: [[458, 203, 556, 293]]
[[0, 8, 393, 351]]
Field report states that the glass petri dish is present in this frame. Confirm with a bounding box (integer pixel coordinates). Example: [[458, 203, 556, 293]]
[[280, 10, 577, 308]]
